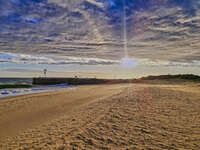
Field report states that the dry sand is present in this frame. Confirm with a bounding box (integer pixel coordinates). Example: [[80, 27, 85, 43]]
[[0, 83, 200, 150]]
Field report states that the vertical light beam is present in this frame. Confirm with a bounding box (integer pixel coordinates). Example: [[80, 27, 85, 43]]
[[121, 0, 137, 68], [123, 0, 128, 58]]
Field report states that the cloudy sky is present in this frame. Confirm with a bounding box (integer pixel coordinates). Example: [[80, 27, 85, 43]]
[[0, 0, 200, 78]]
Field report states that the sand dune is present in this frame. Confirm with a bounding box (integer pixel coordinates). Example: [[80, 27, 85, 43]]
[[0, 84, 200, 149]]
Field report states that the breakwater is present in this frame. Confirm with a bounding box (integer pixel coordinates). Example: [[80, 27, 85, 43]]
[[33, 77, 131, 85]]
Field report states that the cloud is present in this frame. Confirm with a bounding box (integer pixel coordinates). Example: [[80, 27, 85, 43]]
[[0, 52, 119, 65], [137, 59, 200, 67], [0, 0, 200, 67], [0, 51, 200, 68]]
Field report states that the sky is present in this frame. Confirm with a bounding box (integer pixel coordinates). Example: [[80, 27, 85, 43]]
[[0, 0, 200, 78]]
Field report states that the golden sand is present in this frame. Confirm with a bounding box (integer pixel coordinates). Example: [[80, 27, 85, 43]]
[[0, 84, 200, 149]]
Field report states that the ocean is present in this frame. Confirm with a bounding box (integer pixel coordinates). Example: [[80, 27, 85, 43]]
[[0, 82, 73, 98], [0, 78, 33, 85]]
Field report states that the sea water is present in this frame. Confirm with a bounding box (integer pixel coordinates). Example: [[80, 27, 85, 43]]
[[0, 83, 74, 98]]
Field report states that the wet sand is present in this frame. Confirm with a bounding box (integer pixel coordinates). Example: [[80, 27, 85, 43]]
[[0, 83, 200, 149]]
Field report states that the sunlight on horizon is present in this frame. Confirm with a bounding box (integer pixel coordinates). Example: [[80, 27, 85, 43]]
[[121, 57, 137, 68]]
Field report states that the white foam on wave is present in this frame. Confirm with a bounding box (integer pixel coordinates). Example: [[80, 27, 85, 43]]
[[0, 84, 75, 98]]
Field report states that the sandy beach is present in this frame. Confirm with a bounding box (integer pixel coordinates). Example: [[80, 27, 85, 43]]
[[0, 83, 200, 149]]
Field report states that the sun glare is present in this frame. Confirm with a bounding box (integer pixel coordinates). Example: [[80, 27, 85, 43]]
[[121, 58, 137, 68]]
